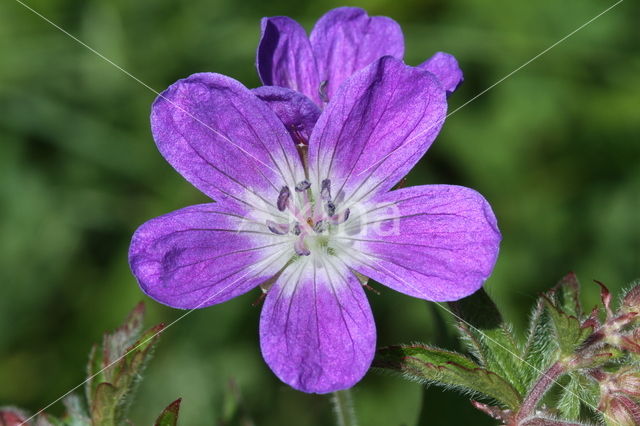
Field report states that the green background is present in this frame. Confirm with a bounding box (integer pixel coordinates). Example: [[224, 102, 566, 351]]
[[1, 0, 638, 424]]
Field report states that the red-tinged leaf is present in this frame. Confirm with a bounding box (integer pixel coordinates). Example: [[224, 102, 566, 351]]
[[154, 398, 182, 426], [595, 280, 613, 320], [622, 284, 640, 313], [375, 344, 522, 409], [103, 302, 146, 378], [552, 272, 582, 317], [90, 382, 117, 425]]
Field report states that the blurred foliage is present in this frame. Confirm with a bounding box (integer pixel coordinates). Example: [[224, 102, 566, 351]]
[[0, 0, 638, 424]]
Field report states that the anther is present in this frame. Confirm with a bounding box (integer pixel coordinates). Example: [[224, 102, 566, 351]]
[[292, 223, 301, 235], [266, 220, 289, 235], [321, 179, 331, 200], [294, 238, 310, 256], [277, 186, 290, 211], [330, 208, 350, 225], [319, 80, 329, 103], [313, 220, 326, 233], [325, 201, 336, 216], [295, 180, 311, 192]]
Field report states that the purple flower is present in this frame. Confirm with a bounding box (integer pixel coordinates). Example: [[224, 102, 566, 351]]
[[257, 7, 464, 105], [129, 56, 500, 393]]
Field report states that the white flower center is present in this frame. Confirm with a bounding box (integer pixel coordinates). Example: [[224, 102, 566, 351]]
[[266, 179, 351, 257]]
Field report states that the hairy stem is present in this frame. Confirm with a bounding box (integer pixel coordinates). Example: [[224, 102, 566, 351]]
[[331, 389, 358, 426], [516, 361, 566, 422]]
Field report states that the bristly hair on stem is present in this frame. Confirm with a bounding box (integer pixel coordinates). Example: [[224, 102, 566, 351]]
[[374, 274, 640, 425], [331, 389, 358, 426]]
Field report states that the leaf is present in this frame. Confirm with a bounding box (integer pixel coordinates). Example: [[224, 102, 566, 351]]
[[90, 383, 117, 425], [111, 323, 165, 423], [375, 344, 522, 409], [84, 303, 165, 425], [543, 296, 592, 356], [523, 298, 555, 387], [556, 373, 583, 421], [551, 273, 583, 318], [154, 398, 182, 426], [457, 323, 530, 395], [86, 302, 145, 410]]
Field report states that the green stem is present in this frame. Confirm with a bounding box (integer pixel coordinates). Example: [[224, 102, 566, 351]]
[[331, 389, 358, 426]]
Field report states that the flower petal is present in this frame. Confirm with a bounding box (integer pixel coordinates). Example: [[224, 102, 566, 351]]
[[341, 185, 500, 301], [308, 56, 447, 207], [253, 86, 321, 145], [260, 257, 376, 393], [151, 73, 305, 210], [309, 7, 404, 100], [129, 203, 292, 309], [418, 52, 464, 95], [257, 17, 321, 104]]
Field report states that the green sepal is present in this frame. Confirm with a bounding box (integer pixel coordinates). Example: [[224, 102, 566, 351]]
[[374, 344, 522, 410], [154, 398, 182, 426]]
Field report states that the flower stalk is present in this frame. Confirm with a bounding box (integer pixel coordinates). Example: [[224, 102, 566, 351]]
[[331, 389, 358, 426]]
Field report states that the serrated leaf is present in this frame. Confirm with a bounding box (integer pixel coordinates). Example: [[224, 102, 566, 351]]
[[103, 302, 146, 383], [557, 373, 583, 421], [86, 303, 145, 409], [85, 343, 104, 414], [154, 398, 181, 426], [552, 273, 582, 318], [90, 383, 117, 425], [458, 323, 530, 395], [111, 323, 165, 423], [543, 296, 592, 355], [375, 344, 522, 409], [523, 299, 555, 387]]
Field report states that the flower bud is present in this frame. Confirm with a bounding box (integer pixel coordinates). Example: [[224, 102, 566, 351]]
[[601, 395, 640, 426], [622, 284, 640, 313], [620, 329, 640, 354]]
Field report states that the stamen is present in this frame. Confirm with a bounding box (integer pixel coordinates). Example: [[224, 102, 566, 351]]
[[330, 208, 350, 225], [295, 180, 311, 192], [319, 80, 329, 103], [292, 223, 301, 235], [289, 124, 308, 146], [321, 179, 331, 200], [313, 220, 326, 233], [294, 238, 310, 256], [325, 201, 336, 216], [277, 186, 290, 211], [266, 220, 289, 235]]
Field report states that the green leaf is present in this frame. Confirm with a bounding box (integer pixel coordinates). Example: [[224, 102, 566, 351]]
[[90, 383, 118, 425], [155, 398, 182, 426], [375, 344, 522, 409], [523, 299, 555, 387], [552, 273, 583, 318], [543, 296, 592, 355], [556, 373, 583, 421], [84, 303, 165, 425], [457, 323, 530, 395], [86, 302, 145, 410], [111, 323, 165, 423]]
